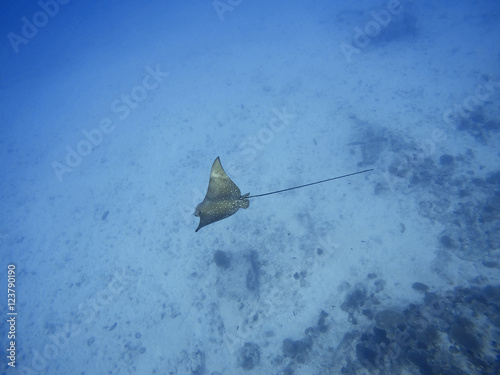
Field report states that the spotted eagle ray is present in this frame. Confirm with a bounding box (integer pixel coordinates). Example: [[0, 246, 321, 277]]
[[194, 157, 373, 232]]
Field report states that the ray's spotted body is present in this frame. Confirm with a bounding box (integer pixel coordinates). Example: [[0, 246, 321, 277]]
[[194, 157, 250, 232]]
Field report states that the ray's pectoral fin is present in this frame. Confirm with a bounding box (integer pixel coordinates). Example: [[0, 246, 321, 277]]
[[194, 157, 250, 232]]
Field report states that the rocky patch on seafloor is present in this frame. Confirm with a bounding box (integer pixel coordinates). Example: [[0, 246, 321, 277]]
[[350, 118, 499, 265], [408, 153, 499, 264], [331, 283, 500, 375], [269, 279, 499, 374], [455, 102, 500, 145]]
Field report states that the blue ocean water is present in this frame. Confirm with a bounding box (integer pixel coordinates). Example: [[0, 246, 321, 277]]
[[1, 0, 499, 373]]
